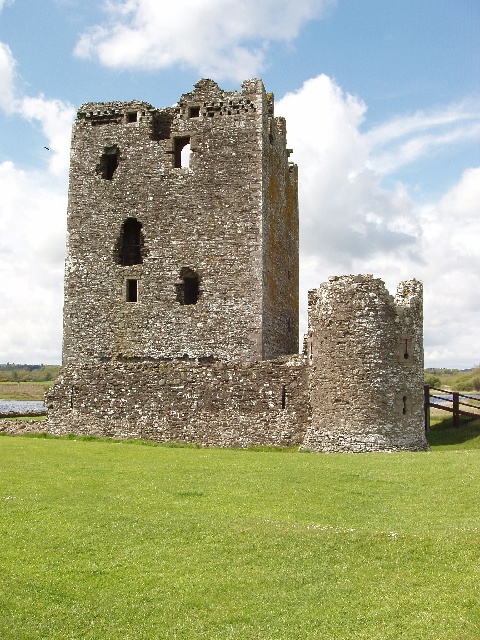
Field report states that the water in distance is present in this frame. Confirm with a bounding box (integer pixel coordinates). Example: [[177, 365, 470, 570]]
[[0, 400, 46, 413]]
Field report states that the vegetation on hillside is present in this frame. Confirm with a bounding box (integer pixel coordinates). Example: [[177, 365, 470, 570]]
[[0, 364, 60, 383], [424, 366, 480, 392]]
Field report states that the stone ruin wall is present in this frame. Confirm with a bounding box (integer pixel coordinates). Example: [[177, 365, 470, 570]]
[[44, 77, 427, 453], [63, 79, 298, 367], [303, 275, 428, 452], [261, 101, 299, 359], [45, 274, 428, 452], [45, 357, 309, 448]]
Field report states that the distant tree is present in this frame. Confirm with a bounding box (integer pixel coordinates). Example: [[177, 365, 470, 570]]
[[424, 374, 441, 387]]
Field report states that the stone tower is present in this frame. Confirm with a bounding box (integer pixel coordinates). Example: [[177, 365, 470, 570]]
[[45, 79, 427, 452], [62, 78, 298, 366], [303, 275, 428, 452]]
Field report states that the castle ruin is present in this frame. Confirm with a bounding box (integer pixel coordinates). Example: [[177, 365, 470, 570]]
[[45, 79, 428, 452]]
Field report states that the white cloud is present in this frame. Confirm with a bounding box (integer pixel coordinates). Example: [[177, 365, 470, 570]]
[[278, 75, 420, 266], [0, 0, 14, 11], [19, 96, 75, 177], [74, 0, 335, 80], [0, 162, 67, 363], [277, 75, 480, 368], [366, 101, 480, 174], [0, 42, 73, 362], [0, 41, 75, 177], [0, 42, 16, 112]]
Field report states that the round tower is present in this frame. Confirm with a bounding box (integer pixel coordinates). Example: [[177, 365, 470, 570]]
[[303, 275, 428, 452]]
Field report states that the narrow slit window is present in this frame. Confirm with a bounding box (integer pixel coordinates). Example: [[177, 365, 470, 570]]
[[281, 385, 287, 410], [97, 145, 119, 180], [174, 137, 191, 168], [402, 395, 408, 415], [126, 279, 138, 302]]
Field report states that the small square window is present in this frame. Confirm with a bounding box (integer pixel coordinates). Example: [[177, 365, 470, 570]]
[[126, 279, 138, 302], [127, 111, 138, 123], [188, 106, 200, 118]]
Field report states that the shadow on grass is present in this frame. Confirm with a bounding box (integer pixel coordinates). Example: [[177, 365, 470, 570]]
[[427, 414, 480, 449]]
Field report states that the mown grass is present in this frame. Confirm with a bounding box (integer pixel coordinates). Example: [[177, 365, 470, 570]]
[[427, 410, 480, 449], [1, 432, 480, 639]]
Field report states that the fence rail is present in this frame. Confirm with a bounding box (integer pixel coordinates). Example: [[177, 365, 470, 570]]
[[424, 385, 480, 431]]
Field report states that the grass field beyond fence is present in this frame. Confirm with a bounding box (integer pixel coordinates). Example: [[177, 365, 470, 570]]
[[1, 434, 480, 639]]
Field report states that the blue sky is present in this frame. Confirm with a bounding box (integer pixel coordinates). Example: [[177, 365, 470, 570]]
[[0, 0, 479, 367]]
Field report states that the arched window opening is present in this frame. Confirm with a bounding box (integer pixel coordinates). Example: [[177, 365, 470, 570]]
[[174, 137, 191, 168], [97, 145, 119, 180], [176, 267, 200, 305], [116, 218, 144, 266]]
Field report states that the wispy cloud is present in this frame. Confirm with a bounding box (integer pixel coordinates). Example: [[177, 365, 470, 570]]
[[0, 0, 14, 11], [365, 101, 480, 174], [74, 0, 335, 80], [0, 42, 16, 112]]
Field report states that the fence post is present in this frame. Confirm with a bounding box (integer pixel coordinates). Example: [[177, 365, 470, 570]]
[[424, 385, 430, 432], [453, 392, 460, 428]]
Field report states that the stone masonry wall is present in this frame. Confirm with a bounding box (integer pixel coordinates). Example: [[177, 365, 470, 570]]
[[62, 79, 298, 366], [47, 76, 427, 453], [45, 357, 309, 448], [303, 275, 428, 452], [262, 104, 299, 359]]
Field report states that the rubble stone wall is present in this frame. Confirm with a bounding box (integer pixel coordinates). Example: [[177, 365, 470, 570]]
[[45, 357, 309, 448], [63, 79, 298, 367], [46, 78, 427, 453], [303, 275, 428, 452]]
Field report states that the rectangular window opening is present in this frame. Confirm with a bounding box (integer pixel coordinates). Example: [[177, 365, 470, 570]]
[[127, 111, 138, 123], [188, 106, 200, 118], [173, 136, 191, 168], [126, 279, 138, 302]]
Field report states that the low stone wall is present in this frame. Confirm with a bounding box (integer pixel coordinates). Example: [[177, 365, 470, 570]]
[[45, 356, 310, 448], [0, 419, 48, 435]]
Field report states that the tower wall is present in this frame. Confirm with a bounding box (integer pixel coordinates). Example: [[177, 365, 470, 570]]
[[62, 79, 298, 366], [303, 275, 428, 452]]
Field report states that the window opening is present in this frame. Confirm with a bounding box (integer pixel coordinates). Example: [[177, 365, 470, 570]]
[[402, 395, 408, 415], [127, 111, 138, 123], [281, 385, 287, 410], [404, 339, 409, 360], [97, 145, 119, 180], [116, 218, 144, 266], [126, 279, 138, 302], [188, 106, 200, 118], [174, 137, 191, 168], [176, 267, 200, 305]]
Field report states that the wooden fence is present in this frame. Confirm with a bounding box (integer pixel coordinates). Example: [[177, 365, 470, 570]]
[[424, 385, 480, 431]]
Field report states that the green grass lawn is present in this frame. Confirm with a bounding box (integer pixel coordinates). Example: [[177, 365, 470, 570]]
[[1, 429, 480, 639]]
